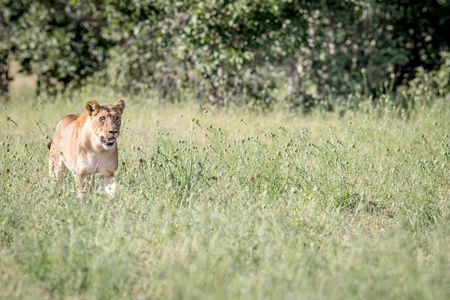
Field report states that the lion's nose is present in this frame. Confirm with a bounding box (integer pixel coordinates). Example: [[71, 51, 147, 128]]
[[109, 130, 118, 135]]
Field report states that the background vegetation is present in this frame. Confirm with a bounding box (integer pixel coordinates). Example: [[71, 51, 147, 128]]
[[1, 0, 449, 105]]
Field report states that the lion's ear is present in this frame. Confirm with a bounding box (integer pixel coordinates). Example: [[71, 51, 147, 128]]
[[86, 100, 100, 116], [113, 99, 125, 115]]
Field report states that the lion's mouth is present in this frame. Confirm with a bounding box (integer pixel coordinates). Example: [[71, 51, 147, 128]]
[[101, 136, 116, 146]]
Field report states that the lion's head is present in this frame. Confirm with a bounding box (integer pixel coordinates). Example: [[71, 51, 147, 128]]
[[85, 99, 126, 150]]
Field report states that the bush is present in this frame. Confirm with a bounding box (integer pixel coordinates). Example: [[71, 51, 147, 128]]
[[409, 51, 450, 102], [2, 0, 449, 106]]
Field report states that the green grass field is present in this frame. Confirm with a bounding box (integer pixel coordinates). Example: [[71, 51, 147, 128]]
[[1, 89, 449, 299]]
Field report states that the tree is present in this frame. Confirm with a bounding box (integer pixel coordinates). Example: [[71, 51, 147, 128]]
[[305, 0, 450, 97], [3, 0, 111, 95], [0, 0, 32, 99], [101, 0, 310, 104]]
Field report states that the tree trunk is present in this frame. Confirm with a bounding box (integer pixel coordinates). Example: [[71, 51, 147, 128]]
[[0, 50, 11, 101]]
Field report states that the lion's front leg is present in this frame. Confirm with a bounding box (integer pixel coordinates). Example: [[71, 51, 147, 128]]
[[103, 170, 117, 197], [75, 172, 88, 198]]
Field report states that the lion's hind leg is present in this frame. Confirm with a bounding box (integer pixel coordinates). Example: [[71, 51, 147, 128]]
[[49, 150, 67, 186], [48, 143, 67, 186], [55, 157, 68, 185]]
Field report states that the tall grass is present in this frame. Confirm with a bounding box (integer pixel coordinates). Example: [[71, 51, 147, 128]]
[[0, 89, 449, 299]]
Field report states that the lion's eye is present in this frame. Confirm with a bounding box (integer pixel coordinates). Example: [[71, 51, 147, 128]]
[[115, 116, 120, 121], [100, 117, 105, 122]]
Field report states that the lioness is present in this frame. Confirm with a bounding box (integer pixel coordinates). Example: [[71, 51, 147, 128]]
[[48, 99, 125, 197]]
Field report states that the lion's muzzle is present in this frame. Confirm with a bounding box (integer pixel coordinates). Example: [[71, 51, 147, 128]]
[[101, 136, 116, 146]]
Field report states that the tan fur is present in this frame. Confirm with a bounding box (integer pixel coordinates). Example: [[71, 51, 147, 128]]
[[48, 99, 125, 197]]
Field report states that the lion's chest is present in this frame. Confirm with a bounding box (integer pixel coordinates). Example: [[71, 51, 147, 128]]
[[76, 150, 118, 175]]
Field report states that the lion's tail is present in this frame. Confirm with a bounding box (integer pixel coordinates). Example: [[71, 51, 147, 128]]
[[47, 141, 52, 150]]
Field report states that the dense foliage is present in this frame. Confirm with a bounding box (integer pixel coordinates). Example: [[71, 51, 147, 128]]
[[1, 0, 449, 104]]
